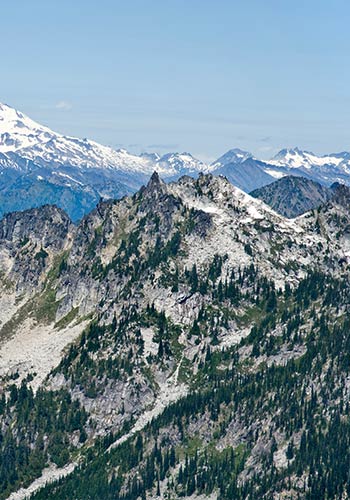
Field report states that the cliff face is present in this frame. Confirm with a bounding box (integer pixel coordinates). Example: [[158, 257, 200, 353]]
[[0, 204, 70, 245]]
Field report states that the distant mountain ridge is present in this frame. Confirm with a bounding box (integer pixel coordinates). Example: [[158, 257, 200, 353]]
[[1, 101, 350, 219], [0, 103, 208, 176], [213, 158, 275, 193], [0, 102, 212, 220], [250, 176, 350, 218], [210, 147, 253, 169], [250, 176, 332, 217], [264, 147, 350, 185]]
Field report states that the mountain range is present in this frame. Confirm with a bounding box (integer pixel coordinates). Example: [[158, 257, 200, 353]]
[[1, 102, 350, 220], [2, 172, 350, 499]]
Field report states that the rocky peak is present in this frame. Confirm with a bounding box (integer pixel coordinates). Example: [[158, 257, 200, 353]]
[[147, 170, 162, 187], [2, 170, 350, 500], [137, 171, 182, 223]]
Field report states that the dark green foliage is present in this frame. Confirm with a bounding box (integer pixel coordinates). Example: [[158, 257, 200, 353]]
[[34, 247, 49, 261], [0, 384, 87, 499]]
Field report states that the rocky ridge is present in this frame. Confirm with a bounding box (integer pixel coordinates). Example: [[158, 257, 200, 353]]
[[1, 173, 350, 499]]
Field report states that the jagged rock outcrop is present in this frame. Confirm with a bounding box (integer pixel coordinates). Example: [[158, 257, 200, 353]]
[[0, 205, 71, 293]]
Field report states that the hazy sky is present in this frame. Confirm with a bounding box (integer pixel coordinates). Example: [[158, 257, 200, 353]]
[[2, 0, 350, 161]]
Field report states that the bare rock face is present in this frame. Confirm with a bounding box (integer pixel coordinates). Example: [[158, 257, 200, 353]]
[[136, 171, 183, 235], [331, 182, 350, 209], [0, 205, 72, 293], [0, 204, 71, 249]]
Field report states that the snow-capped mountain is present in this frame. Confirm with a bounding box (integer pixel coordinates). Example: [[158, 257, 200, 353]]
[[211, 146, 350, 188], [0, 102, 211, 220], [0, 102, 54, 153], [0, 103, 209, 176], [156, 152, 209, 176], [269, 147, 345, 170], [264, 147, 350, 185], [2, 100, 350, 221], [210, 148, 253, 169]]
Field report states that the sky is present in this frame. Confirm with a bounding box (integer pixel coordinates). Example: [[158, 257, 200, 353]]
[[2, 0, 350, 162]]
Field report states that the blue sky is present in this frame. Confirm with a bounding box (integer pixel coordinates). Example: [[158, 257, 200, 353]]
[[2, 0, 350, 161]]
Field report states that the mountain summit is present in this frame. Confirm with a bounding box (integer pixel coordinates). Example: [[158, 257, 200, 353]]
[[0, 102, 54, 153], [210, 148, 253, 169], [270, 147, 345, 170], [0, 102, 207, 175]]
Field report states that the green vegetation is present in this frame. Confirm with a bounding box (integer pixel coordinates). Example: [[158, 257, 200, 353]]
[[0, 386, 87, 500], [54, 307, 79, 329], [27, 270, 350, 500]]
